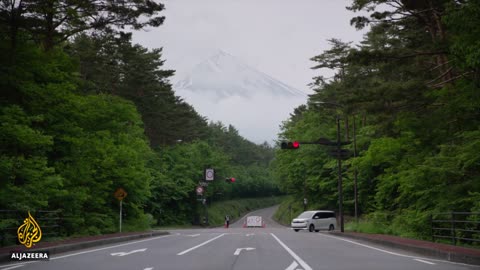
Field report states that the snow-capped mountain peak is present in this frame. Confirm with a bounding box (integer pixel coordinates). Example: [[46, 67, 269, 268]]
[[173, 50, 307, 143], [174, 50, 306, 100]]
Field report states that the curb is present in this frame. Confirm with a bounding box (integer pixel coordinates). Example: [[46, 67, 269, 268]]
[[330, 232, 480, 266], [0, 231, 169, 263]]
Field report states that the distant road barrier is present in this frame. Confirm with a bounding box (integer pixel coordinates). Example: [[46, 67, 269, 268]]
[[244, 216, 264, 227], [431, 212, 480, 246]]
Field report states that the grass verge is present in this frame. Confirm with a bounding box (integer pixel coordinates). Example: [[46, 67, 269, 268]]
[[273, 196, 304, 226]]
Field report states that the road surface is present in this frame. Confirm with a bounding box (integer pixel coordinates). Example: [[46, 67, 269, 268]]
[[1, 206, 478, 270]]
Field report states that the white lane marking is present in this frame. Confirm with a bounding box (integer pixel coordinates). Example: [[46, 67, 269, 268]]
[[285, 261, 298, 270], [246, 233, 255, 236], [0, 235, 172, 269], [52, 235, 170, 260], [185, 234, 200, 237], [320, 234, 411, 257], [318, 233, 476, 266], [111, 248, 147, 256], [270, 233, 312, 270], [144, 268, 153, 270], [414, 259, 436, 265], [0, 265, 25, 270], [177, 233, 225, 255], [233, 247, 255, 255]]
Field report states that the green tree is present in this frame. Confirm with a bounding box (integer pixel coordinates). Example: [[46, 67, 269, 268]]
[[0, 0, 165, 50]]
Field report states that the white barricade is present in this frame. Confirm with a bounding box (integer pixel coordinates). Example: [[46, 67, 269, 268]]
[[246, 216, 263, 227]]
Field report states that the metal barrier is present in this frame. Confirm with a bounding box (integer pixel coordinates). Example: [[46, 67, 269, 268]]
[[0, 210, 63, 247], [431, 212, 480, 246]]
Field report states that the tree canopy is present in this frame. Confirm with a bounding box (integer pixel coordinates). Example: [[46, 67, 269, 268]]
[[272, 0, 480, 239], [0, 1, 279, 241]]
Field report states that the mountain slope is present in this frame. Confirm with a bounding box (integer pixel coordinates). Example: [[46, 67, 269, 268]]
[[173, 50, 307, 143], [174, 50, 306, 101]]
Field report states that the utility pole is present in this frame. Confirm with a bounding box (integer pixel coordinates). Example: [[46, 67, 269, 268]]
[[353, 115, 358, 223], [203, 197, 209, 225], [336, 115, 344, 233]]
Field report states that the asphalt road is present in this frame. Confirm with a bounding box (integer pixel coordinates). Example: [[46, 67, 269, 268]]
[[1, 206, 479, 270]]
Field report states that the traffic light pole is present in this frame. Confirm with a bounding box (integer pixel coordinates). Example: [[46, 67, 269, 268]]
[[281, 126, 350, 232], [336, 115, 344, 233], [204, 197, 209, 225], [353, 115, 358, 223]]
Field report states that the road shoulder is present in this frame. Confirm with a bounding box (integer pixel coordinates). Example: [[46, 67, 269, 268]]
[[330, 231, 480, 265]]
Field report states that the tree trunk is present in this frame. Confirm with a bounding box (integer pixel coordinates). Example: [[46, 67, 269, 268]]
[[43, 0, 56, 50], [344, 115, 349, 142]]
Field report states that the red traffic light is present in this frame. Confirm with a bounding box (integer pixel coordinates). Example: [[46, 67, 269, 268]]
[[281, 141, 300, 149], [225, 177, 235, 183], [231, 177, 235, 183], [292, 141, 300, 149]]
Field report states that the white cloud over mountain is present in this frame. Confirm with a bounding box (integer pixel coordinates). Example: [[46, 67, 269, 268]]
[[174, 50, 308, 143]]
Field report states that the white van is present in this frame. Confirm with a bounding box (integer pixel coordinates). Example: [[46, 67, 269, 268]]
[[291, 210, 336, 232]]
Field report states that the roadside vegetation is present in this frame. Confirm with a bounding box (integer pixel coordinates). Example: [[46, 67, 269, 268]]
[[272, 0, 480, 242], [0, 1, 280, 244], [193, 196, 283, 227]]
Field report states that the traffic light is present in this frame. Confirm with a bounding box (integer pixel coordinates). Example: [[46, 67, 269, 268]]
[[280, 141, 300, 149], [225, 177, 236, 183]]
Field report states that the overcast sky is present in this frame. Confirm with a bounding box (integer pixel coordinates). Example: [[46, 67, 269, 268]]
[[131, 0, 367, 143], [132, 0, 366, 92]]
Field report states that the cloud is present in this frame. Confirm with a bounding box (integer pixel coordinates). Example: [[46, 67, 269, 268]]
[[132, 0, 367, 143], [133, 0, 366, 91], [178, 90, 306, 143]]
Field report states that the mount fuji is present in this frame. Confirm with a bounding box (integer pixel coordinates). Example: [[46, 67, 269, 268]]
[[174, 50, 308, 143], [174, 50, 306, 101]]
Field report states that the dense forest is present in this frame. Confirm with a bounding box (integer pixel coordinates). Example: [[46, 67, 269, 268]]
[[272, 0, 480, 239], [0, 0, 278, 238]]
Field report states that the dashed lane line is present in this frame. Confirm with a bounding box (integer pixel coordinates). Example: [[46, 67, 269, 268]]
[[414, 259, 436, 265], [177, 234, 225, 255]]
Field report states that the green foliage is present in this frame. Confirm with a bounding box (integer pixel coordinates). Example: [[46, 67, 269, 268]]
[[0, 0, 166, 50], [345, 210, 432, 240], [273, 196, 304, 226], [0, 17, 280, 241], [0, 105, 61, 211], [272, 0, 480, 241], [67, 32, 208, 147]]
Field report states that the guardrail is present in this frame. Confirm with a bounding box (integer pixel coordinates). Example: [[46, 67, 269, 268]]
[[0, 209, 63, 247], [431, 212, 480, 246]]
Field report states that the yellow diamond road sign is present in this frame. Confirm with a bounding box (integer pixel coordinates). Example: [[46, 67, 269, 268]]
[[114, 188, 127, 201]]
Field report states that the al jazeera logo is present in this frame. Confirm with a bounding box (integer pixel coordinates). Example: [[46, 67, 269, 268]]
[[10, 212, 49, 261]]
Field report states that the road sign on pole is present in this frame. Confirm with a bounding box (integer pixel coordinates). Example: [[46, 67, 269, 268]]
[[114, 188, 127, 201], [196, 186, 204, 195], [114, 188, 127, 233], [204, 168, 215, 181]]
